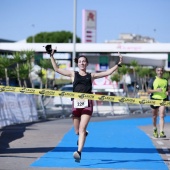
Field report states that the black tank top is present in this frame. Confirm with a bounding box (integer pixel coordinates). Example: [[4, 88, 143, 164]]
[[73, 71, 92, 93]]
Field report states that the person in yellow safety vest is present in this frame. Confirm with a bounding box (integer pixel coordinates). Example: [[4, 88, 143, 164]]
[[148, 66, 168, 138]]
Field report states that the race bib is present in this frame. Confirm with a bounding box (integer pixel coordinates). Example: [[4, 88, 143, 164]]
[[74, 99, 88, 108]]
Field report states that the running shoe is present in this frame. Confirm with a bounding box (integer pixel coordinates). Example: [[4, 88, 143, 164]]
[[73, 151, 81, 161], [77, 131, 88, 145], [153, 128, 158, 138], [86, 131, 89, 136], [159, 131, 166, 138]]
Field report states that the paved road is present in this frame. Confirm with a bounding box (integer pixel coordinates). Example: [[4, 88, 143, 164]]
[[0, 113, 170, 170]]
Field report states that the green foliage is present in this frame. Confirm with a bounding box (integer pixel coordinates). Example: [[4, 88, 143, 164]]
[[130, 60, 139, 68], [0, 66, 5, 77], [22, 50, 35, 62], [110, 73, 120, 82], [39, 59, 53, 69], [0, 56, 13, 78], [27, 31, 81, 43], [0, 55, 12, 68], [13, 52, 25, 63], [19, 63, 30, 79], [135, 65, 141, 72], [163, 72, 170, 80], [138, 67, 150, 78], [118, 64, 129, 75], [149, 69, 156, 77]]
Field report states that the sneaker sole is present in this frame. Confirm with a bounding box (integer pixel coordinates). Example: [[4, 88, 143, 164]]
[[159, 136, 166, 138], [153, 134, 158, 138], [73, 151, 81, 160]]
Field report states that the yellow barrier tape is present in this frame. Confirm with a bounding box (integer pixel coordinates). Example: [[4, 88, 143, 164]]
[[0, 85, 170, 106]]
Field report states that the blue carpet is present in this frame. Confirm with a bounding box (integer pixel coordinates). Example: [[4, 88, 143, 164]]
[[31, 116, 170, 169]]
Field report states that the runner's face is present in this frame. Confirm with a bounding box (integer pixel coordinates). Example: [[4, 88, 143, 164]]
[[78, 57, 88, 70], [156, 68, 163, 78]]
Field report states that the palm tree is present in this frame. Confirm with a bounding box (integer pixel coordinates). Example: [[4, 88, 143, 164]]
[[118, 64, 130, 96], [130, 60, 139, 93], [146, 68, 156, 84], [0, 57, 6, 84], [163, 71, 170, 80], [111, 72, 120, 83], [19, 63, 30, 87], [138, 67, 150, 91], [22, 50, 35, 87], [13, 52, 26, 87], [0, 55, 12, 86], [39, 59, 55, 89], [110, 72, 122, 97], [22, 50, 35, 63]]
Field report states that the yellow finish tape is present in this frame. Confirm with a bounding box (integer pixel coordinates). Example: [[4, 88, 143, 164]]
[[0, 85, 170, 106]]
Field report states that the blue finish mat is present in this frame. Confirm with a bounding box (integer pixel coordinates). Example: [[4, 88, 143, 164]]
[[31, 116, 170, 169]]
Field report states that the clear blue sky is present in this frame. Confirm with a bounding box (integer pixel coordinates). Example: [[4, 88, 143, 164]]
[[1, 0, 170, 43]]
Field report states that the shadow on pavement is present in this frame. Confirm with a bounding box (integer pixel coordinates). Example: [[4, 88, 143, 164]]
[[1, 146, 169, 155], [0, 119, 55, 150], [52, 146, 170, 154], [0, 147, 55, 154]]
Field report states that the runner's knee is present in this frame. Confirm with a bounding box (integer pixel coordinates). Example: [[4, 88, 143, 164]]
[[79, 128, 86, 136]]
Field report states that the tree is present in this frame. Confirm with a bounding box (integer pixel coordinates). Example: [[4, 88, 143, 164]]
[[137, 67, 150, 91], [27, 31, 81, 43], [163, 71, 170, 80], [12, 63, 30, 87], [22, 50, 35, 87], [117, 64, 130, 96], [163, 71, 170, 87], [130, 60, 139, 93], [0, 55, 12, 86], [39, 59, 54, 89], [13, 52, 25, 87], [111, 73, 120, 83], [110, 72, 121, 96]]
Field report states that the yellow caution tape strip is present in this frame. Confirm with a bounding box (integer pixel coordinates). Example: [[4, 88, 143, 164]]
[[0, 85, 170, 106]]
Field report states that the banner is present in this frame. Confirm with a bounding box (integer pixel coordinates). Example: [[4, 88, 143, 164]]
[[0, 92, 38, 128], [0, 85, 170, 107]]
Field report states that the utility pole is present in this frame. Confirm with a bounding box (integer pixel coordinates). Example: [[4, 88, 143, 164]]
[[32, 24, 35, 43], [72, 0, 77, 70]]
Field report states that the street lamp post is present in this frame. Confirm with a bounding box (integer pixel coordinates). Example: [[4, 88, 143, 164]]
[[72, 0, 77, 70], [153, 28, 156, 42], [32, 24, 35, 43]]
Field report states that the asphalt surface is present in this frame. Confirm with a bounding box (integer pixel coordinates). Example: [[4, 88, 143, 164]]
[[0, 113, 170, 170]]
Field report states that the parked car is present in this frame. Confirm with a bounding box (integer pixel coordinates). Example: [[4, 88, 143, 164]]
[[53, 84, 73, 107]]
